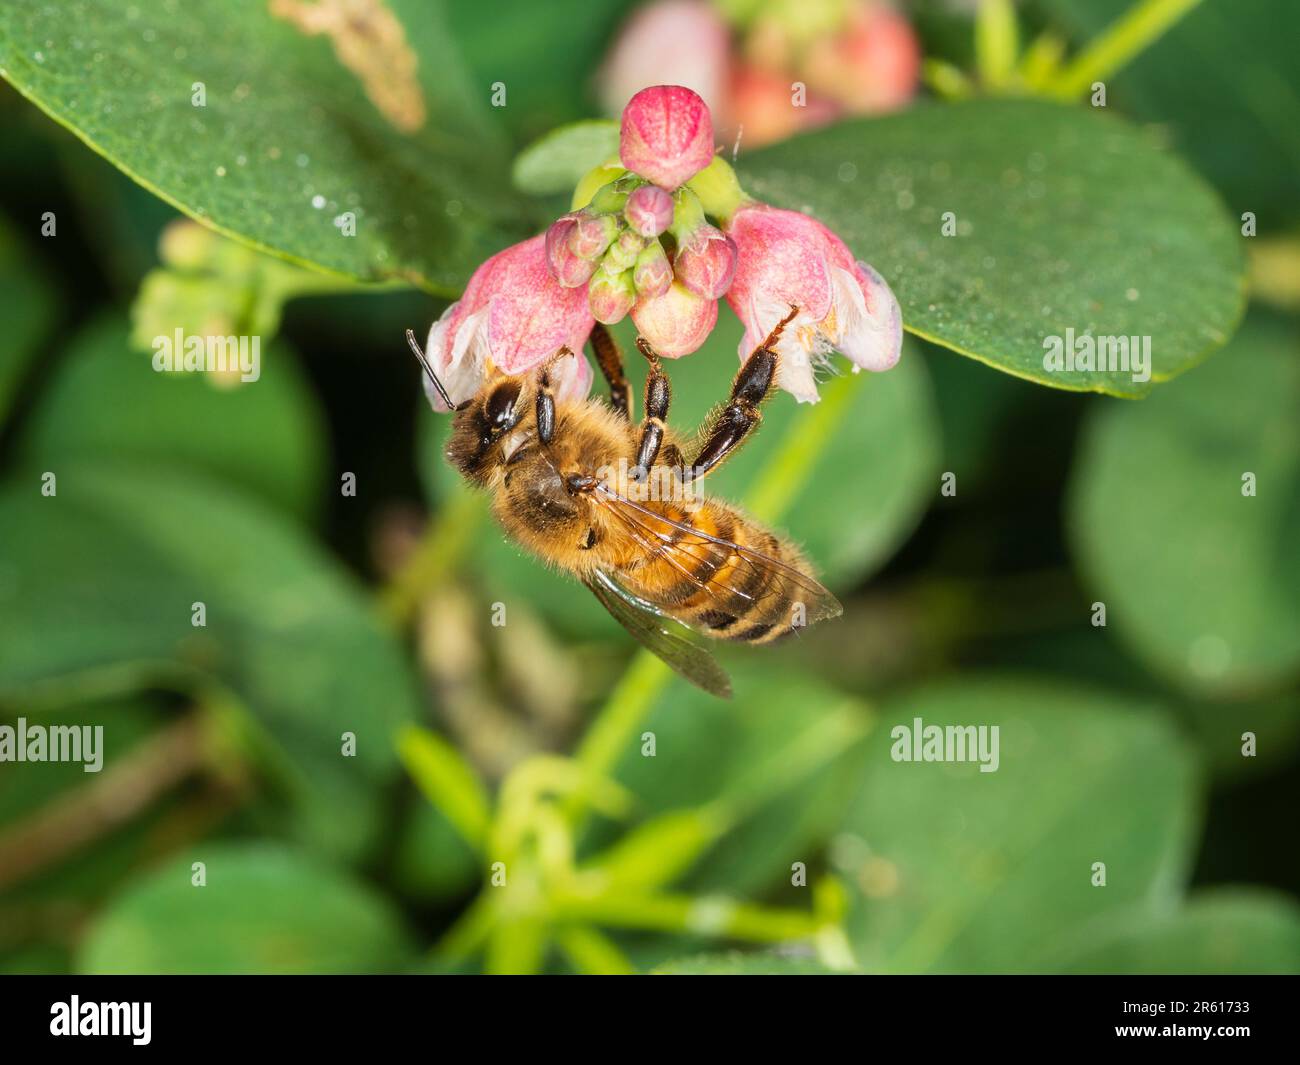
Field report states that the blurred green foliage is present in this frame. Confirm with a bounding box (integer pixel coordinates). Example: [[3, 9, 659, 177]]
[[0, 0, 1296, 975]]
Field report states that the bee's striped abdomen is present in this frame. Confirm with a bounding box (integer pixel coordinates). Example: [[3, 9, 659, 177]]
[[623, 500, 809, 645]]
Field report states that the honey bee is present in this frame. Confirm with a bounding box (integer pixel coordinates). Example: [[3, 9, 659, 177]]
[[406, 307, 841, 698]]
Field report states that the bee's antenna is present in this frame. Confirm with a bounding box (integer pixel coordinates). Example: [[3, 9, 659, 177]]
[[406, 329, 455, 409]]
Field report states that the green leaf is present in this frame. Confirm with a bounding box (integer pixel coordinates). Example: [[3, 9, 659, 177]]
[[1055, 889, 1300, 975], [602, 662, 873, 897], [0, 214, 56, 423], [390, 798, 480, 904], [447, 0, 637, 144], [513, 120, 620, 196], [0, 463, 419, 860], [836, 677, 1199, 973], [0, 0, 531, 293], [14, 315, 325, 522], [739, 98, 1245, 395], [653, 951, 848, 975], [1040, 0, 1300, 229], [396, 725, 492, 850], [419, 314, 939, 638], [77, 843, 414, 974], [1069, 312, 1300, 695]]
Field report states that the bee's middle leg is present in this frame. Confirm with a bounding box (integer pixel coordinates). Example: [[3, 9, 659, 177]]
[[589, 323, 632, 420]]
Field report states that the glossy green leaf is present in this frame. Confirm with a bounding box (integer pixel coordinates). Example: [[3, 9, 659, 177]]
[[739, 98, 1245, 395], [78, 843, 414, 974], [0, 463, 419, 860], [1056, 889, 1300, 975], [1069, 313, 1300, 695], [836, 677, 1199, 973], [15, 315, 325, 521], [513, 120, 620, 196], [0, 0, 531, 293]]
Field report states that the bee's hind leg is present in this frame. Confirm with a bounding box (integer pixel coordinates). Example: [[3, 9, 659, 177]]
[[589, 323, 632, 419], [681, 305, 798, 484]]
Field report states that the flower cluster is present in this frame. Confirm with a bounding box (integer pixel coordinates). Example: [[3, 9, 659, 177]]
[[421, 83, 901, 409], [544, 84, 734, 358]]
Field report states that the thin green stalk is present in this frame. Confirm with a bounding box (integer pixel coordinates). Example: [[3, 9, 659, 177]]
[[1049, 0, 1202, 99], [376, 489, 482, 624], [554, 924, 638, 975], [572, 370, 866, 807]]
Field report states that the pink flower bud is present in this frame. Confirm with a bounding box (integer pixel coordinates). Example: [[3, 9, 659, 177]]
[[588, 268, 638, 324], [724, 202, 901, 403], [601, 228, 647, 274], [673, 223, 738, 300], [545, 213, 598, 287], [597, 0, 732, 130], [633, 240, 673, 299], [620, 85, 715, 191], [570, 211, 621, 260], [422, 234, 594, 409], [546, 215, 600, 287], [625, 184, 675, 237], [631, 280, 717, 358]]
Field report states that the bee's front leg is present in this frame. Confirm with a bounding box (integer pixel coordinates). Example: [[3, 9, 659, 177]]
[[534, 347, 574, 445]]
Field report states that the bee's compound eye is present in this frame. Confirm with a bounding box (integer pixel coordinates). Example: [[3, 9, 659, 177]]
[[484, 382, 522, 431]]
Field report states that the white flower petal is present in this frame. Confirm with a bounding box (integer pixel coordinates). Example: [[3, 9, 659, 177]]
[[431, 304, 493, 410], [552, 349, 594, 403], [830, 263, 903, 372]]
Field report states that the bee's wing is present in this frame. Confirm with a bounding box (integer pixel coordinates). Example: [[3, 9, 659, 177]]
[[592, 483, 842, 628], [583, 569, 733, 699]]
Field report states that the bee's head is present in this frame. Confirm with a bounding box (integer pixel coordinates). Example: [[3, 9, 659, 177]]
[[445, 376, 527, 483]]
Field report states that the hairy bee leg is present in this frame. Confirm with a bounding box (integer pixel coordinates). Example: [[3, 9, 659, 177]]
[[632, 337, 672, 478], [682, 305, 798, 483], [589, 323, 631, 419], [534, 346, 574, 445]]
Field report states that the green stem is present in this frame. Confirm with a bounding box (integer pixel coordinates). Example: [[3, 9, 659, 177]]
[[554, 924, 638, 975], [1049, 0, 1202, 99], [376, 490, 482, 625], [572, 371, 867, 808]]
